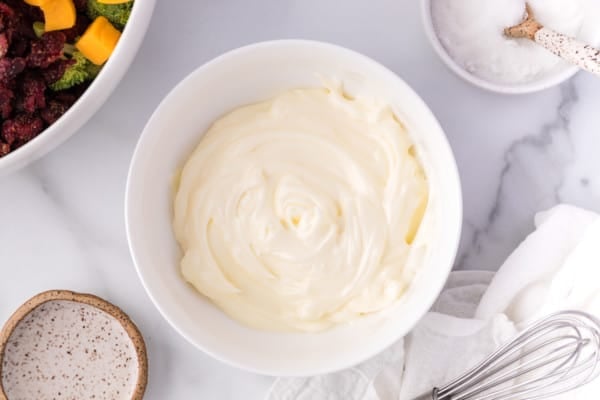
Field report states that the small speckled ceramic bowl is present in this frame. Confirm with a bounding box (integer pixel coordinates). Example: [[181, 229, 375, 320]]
[[0, 291, 148, 400]]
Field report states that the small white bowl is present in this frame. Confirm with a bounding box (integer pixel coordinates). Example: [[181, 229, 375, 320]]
[[0, 1, 156, 176], [421, 0, 585, 94], [125, 40, 462, 376]]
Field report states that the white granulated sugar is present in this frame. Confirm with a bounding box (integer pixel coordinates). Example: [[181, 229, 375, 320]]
[[431, 0, 600, 84]]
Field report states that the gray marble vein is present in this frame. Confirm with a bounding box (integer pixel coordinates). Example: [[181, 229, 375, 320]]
[[456, 80, 579, 271], [1, 0, 600, 398]]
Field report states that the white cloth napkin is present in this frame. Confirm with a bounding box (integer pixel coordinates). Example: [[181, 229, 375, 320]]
[[266, 204, 600, 400]]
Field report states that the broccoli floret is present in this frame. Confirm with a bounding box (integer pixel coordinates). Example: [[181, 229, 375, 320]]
[[33, 21, 45, 38], [63, 43, 77, 55], [85, 62, 102, 80], [50, 51, 101, 91], [87, 0, 133, 30]]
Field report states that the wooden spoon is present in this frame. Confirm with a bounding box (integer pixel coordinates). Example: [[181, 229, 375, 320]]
[[505, 3, 600, 76]]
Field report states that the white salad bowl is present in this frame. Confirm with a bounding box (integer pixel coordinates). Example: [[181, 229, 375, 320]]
[[0, 0, 156, 176], [125, 40, 462, 376], [421, 0, 600, 94]]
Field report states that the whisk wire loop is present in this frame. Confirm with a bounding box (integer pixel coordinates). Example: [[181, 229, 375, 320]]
[[454, 338, 585, 400], [430, 310, 600, 400]]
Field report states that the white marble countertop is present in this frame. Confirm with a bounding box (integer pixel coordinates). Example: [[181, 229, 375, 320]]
[[2, 0, 600, 398]]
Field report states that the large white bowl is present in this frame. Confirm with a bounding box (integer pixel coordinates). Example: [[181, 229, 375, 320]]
[[0, 0, 156, 175], [125, 40, 462, 376]]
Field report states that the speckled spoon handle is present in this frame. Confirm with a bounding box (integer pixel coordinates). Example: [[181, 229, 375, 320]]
[[505, 3, 600, 77], [534, 27, 600, 76]]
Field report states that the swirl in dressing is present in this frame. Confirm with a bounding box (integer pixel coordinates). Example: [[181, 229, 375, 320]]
[[173, 86, 429, 332]]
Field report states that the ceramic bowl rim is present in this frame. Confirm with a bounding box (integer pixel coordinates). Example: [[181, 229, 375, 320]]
[[420, 0, 581, 95], [0, 0, 156, 175], [125, 39, 463, 376], [0, 290, 148, 400]]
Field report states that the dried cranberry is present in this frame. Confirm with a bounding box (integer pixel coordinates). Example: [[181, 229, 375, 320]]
[[7, 35, 27, 57], [27, 32, 65, 68], [3, 0, 39, 22], [53, 91, 78, 107], [24, 6, 43, 22], [0, 142, 10, 156], [40, 100, 69, 125], [0, 32, 8, 58], [73, 0, 87, 13], [16, 73, 46, 113], [42, 58, 75, 84], [0, 3, 15, 24], [11, 14, 36, 39], [0, 0, 99, 158], [0, 86, 14, 119], [62, 14, 91, 42], [0, 57, 26, 82], [2, 113, 44, 144]]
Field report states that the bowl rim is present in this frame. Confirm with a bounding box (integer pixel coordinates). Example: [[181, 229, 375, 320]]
[[125, 39, 463, 376], [0, 290, 148, 400], [0, 0, 156, 176], [419, 0, 580, 95]]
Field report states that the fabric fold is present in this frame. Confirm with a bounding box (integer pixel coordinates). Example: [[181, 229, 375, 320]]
[[267, 205, 600, 400]]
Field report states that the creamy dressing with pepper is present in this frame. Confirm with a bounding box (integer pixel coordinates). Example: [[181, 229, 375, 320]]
[[173, 86, 429, 332]]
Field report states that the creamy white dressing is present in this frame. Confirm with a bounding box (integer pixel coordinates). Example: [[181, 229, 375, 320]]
[[173, 86, 429, 332]]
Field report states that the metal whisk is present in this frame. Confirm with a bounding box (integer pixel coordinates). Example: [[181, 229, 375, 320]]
[[413, 311, 600, 400]]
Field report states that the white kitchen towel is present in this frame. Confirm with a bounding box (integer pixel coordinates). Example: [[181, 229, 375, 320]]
[[267, 204, 600, 400]]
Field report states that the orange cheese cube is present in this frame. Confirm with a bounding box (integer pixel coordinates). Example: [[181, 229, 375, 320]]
[[76, 16, 121, 65], [40, 0, 76, 32]]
